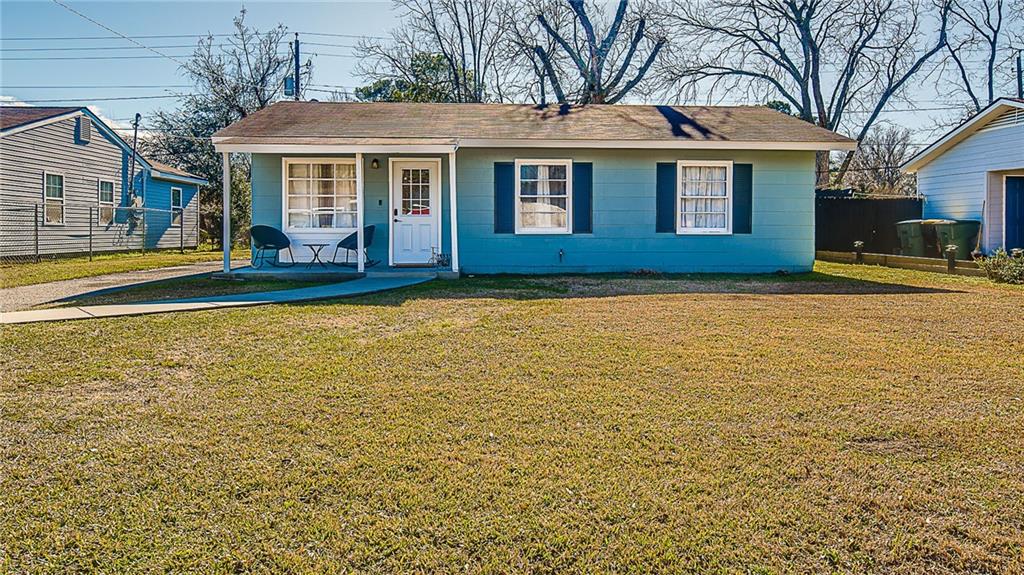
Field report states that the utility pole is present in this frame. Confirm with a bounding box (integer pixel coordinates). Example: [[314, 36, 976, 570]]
[[294, 32, 301, 101], [128, 113, 141, 200]]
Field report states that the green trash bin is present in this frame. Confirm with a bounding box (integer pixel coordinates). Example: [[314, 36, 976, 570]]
[[934, 220, 981, 261], [921, 219, 954, 257], [896, 220, 925, 256]]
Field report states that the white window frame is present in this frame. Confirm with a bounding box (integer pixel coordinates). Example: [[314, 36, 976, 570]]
[[514, 158, 573, 235], [170, 186, 183, 228], [97, 179, 116, 225], [42, 171, 65, 226], [676, 160, 733, 235], [280, 157, 359, 234]]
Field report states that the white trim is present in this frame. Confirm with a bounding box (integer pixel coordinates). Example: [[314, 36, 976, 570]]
[[902, 98, 1024, 173], [675, 160, 733, 235], [0, 110, 83, 138], [151, 170, 207, 186], [356, 153, 365, 273], [214, 143, 458, 154], [280, 157, 359, 235], [1, 108, 158, 174], [448, 151, 459, 273], [213, 140, 853, 154], [170, 186, 183, 228], [42, 170, 65, 226], [388, 157, 442, 266], [222, 153, 231, 273], [97, 179, 116, 225], [514, 158, 573, 235], [1005, 174, 1024, 251]]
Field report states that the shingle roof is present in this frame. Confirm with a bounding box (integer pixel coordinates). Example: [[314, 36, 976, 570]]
[[0, 106, 82, 131], [147, 159, 206, 182], [213, 102, 856, 148]]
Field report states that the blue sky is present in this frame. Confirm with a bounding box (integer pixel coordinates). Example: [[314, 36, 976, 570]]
[[0, 0, 1003, 140], [1, 1, 396, 127]]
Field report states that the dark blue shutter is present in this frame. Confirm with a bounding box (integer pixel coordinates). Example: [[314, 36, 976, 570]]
[[656, 162, 676, 233], [494, 162, 515, 234], [572, 162, 593, 234], [732, 163, 753, 234]]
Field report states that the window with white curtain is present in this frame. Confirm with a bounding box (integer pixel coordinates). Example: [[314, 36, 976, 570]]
[[515, 159, 572, 234], [285, 160, 357, 230], [677, 160, 732, 234]]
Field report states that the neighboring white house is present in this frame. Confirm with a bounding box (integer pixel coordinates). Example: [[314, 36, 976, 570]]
[[902, 97, 1024, 253]]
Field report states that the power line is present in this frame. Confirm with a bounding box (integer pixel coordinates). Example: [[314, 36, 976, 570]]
[[2, 84, 192, 89], [299, 31, 388, 40], [1, 54, 196, 61], [49, 0, 185, 65], [0, 44, 202, 52], [1, 33, 238, 41], [17, 95, 190, 103]]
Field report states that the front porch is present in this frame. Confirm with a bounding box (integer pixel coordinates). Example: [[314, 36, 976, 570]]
[[215, 143, 461, 276]]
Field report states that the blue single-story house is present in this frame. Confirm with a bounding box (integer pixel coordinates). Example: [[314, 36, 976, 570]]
[[212, 102, 855, 274], [0, 105, 207, 257], [902, 97, 1024, 253]]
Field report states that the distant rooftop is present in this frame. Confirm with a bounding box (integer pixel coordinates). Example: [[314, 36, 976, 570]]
[[0, 106, 81, 132]]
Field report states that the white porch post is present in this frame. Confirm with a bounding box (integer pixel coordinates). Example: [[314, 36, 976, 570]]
[[222, 152, 231, 273], [448, 150, 459, 273], [356, 152, 365, 273]]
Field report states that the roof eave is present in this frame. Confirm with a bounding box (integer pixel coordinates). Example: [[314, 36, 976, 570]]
[[151, 170, 208, 185], [901, 98, 1024, 173], [212, 136, 856, 153]]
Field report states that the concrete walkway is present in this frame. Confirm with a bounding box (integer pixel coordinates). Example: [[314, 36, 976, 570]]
[[0, 260, 249, 312], [0, 275, 432, 325]]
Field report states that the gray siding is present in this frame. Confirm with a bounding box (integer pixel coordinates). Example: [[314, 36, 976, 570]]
[[917, 123, 1024, 251], [0, 114, 199, 257]]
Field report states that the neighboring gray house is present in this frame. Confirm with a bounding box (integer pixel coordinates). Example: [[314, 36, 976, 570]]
[[902, 98, 1024, 253], [0, 106, 207, 259]]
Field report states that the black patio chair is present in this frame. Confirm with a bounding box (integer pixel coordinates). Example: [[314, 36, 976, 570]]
[[332, 225, 379, 267], [250, 225, 295, 268]]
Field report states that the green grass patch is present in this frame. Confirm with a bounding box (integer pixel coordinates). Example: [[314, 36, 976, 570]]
[[0, 248, 249, 289], [1, 263, 1022, 572]]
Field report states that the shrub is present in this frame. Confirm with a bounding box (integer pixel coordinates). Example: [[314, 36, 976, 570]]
[[974, 249, 1024, 284]]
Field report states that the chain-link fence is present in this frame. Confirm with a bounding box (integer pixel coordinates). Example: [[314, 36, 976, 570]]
[[0, 201, 200, 263]]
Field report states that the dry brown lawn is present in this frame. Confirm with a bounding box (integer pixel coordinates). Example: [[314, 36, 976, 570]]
[[1, 262, 1021, 574]]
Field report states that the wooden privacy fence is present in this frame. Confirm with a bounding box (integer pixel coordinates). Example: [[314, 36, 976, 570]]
[[816, 196, 923, 254]]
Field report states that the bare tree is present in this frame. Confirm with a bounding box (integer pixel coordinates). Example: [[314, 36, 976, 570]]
[[356, 0, 510, 102], [845, 125, 918, 196], [939, 0, 1020, 116], [144, 9, 305, 245], [185, 9, 302, 119], [661, 0, 951, 187], [530, 0, 667, 104]]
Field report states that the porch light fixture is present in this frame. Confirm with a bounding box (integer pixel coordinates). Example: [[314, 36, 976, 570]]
[[370, 158, 380, 169]]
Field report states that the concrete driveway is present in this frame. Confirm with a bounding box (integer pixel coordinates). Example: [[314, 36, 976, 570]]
[[0, 260, 247, 312]]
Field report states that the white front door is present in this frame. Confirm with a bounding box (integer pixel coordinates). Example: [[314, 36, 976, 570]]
[[391, 160, 440, 265]]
